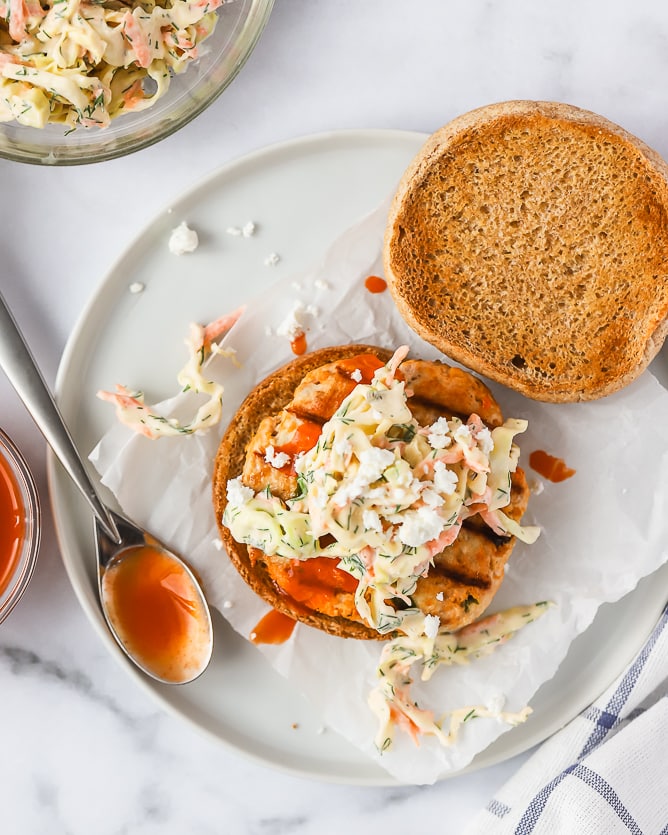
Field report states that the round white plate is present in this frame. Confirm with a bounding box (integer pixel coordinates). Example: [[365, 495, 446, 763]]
[[49, 129, 668, 785]]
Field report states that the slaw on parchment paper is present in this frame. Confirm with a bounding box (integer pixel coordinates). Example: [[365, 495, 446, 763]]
[[90, 202, 668, 785]]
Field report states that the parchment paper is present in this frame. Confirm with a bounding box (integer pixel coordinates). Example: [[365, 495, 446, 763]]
[[90, 202, 668, 784]]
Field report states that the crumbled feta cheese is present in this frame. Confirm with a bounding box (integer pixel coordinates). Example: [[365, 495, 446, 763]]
[[242, 221, 256, 238], [529, 479, 544, 495], [357, 447, 395, 484], [333, 438, 352, 457], [350, 368, 363, 383], [222, 600, 234, 609], [433, 461, 458, 495], [274, 302, 318, 343], [314, 279, 329, 290], [226, 477, 254, 505], [454, 423, 472, 445], [168, 221, 199, 255], [475, 426, 494, 455], [421, 487, 444, 508], [423, 614, 441, 639], [399, 506, 444, 547], [363, 509, 383, 533], [427, 417, 452, 449], [264, 445, 291, 469], [436, 591, 444, 601], [332, 447, 395, 506], [212, 538, 223, 551], [129, 282, 144, 294], [264, 325, 273, 336], [276, 301, 307, 339], [226, 226, 242, 236], [291, 280, 302, 290], [264, 252, 281, 266]]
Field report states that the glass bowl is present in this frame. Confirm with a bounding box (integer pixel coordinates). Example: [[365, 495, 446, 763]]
[[0, 0, 273, 166], [0, 428, 41, 624]]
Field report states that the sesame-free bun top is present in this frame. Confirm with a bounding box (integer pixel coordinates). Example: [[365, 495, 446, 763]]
[[383, 100, 668, 402]]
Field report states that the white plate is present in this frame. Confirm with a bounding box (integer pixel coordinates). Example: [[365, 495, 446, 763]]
[[49, 129, 668, 785]]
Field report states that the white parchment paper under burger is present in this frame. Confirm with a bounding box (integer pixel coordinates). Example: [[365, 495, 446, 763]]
[[91, 202, 668, 785]]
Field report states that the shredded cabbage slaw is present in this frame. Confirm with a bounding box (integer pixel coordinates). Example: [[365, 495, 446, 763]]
[[224, 346, 545, 749], [98, 307, 242, 438], [0, 0, 222, 128]]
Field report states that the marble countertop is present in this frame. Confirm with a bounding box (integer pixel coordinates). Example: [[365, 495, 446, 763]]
[[2, 1, 668, 832]]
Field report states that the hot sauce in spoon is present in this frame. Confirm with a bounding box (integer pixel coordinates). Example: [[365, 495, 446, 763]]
[[101, 545, 211, 683]]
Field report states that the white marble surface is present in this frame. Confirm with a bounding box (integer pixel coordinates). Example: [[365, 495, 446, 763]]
[[1, 1, 668, 832]]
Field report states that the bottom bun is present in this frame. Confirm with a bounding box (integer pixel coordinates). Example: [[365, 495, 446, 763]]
[[212, 344, 529, 640]]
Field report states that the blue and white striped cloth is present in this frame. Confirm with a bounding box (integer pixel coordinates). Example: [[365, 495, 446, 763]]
[[467, 603, 668, 835]]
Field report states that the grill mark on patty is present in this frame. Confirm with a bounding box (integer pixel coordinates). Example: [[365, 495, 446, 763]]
[[428, 563, 493, 590], [462, 517, 512, 547]]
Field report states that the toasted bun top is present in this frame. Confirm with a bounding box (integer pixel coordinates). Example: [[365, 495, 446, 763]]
[[383, 100, 668, 402]]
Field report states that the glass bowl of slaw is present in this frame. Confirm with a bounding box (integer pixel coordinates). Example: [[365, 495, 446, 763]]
[[0, 428, 40, 624], [0, 0, 273, 165]]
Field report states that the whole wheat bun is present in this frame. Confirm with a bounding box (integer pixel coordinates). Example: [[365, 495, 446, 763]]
[[383, 100, 668, 402]]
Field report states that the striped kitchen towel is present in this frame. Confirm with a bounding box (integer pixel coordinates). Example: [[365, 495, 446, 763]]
[[466, 603, 668, 835]]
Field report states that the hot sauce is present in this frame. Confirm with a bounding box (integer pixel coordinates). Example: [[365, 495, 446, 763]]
[[335, 353, 385, 383], [0, 451, 24, 598], [279, 556, 358, 611], [101, 545, 211, 683], [250, 609, 296, 645], [274, 419, 323, 459], [290, 332, 308, 355], [249, 557, 359, 645], [364, 275, 387, 294], [529, 449, 576, 483]]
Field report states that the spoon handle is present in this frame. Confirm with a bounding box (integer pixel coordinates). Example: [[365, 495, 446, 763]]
[[0, 292, 120, 543]]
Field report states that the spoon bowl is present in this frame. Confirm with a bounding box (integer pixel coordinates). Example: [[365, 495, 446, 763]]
[[0, 292, 213, 683], [97, 511, 213, 684]]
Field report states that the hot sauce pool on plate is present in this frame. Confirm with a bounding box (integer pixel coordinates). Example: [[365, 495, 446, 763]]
[[0, 429, 40, 623]]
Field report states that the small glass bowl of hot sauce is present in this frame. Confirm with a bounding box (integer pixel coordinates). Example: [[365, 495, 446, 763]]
[[0, 428, 40, 624]]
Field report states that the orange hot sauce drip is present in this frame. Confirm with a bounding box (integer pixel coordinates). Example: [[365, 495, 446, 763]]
[[0, 453, 25, 597], [290, 332, 308, 355], [280, 556, 358, 611], [101, 546, 209, 682], [364, 275, 387, 294], [250, 557, 359, 645], [529, 449, 576, 483], [250, 609, 296, 645]]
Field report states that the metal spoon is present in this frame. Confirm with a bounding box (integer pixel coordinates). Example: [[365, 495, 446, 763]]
[[0, 292, 213, 684]]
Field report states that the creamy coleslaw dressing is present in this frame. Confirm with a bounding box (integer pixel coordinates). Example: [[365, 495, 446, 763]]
[[0, 0, 220, 127], [224, 347, 544, 748], [369, 603, 549, 750]]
